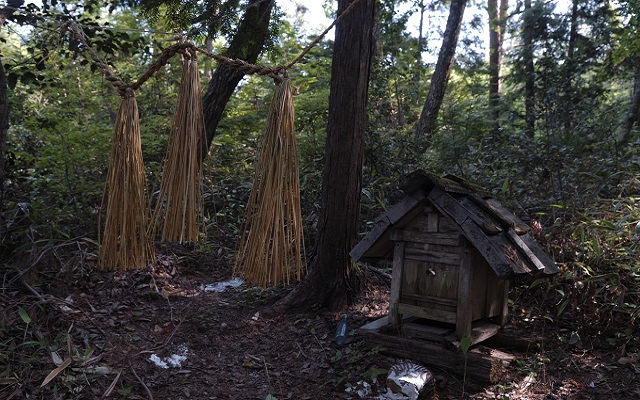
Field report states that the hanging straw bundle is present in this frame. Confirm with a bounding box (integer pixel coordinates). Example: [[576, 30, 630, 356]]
[[99, 90, 155, 270], [151, 49, 206, 243], [234, 75, 306, 287]]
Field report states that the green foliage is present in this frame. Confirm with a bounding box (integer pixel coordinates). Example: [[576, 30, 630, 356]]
[[2, 1, 640, 357]]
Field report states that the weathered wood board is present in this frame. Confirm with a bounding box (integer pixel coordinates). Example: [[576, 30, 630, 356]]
[[359, 317, 515, 390]]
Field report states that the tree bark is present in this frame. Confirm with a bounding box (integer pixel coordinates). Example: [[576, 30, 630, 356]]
[[488, 0, 508, 130], [619, 59, 640, 146], [0, 0, 25, 238], [523, 0, 536, 138], [562, 0, 579, 135], [202, 0, 274, 153], [414, 0, 467, 139], [270, 0, 376, 313]]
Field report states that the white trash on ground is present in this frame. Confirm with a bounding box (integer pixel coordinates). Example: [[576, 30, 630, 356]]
[[375, 361, 434, 400], [149, 344, 189, 369], [202, 277, 244, 293]]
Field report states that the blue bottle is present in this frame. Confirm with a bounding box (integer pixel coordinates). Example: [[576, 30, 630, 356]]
[[335, 314, 348, 345]]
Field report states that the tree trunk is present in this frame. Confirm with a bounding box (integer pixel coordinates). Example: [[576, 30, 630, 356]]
[[412, 0, 426, 107], [523, 0, 536, 138], [270, 0, 376, 313], [0, 0, 25, 238], [0, 57, 8, 237], [488, 0, 508, 130], [202, 0, 274, 153], [562, 0, 579, 135], [619, 58, 640, 146], [414, 0, 467, 139]]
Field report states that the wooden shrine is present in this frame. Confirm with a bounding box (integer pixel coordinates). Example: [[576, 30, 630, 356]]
[[351, 170, 559, 342]]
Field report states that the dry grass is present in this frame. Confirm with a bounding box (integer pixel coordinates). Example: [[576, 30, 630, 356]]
[[151, 50, 206, 243], [99, 92, 155, 271], [234, 77, 306, 287]]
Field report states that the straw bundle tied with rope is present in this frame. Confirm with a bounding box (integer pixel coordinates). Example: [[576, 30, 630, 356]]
[[151, 48, 206, 243], [234, 76, 306, 287], [99, 91, 155, 271]]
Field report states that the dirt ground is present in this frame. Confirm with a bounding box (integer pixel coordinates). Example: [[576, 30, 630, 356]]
[[2, 244, 639, 399]]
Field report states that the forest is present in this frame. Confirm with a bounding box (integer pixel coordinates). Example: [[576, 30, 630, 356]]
[[1, 0, 640, 398]]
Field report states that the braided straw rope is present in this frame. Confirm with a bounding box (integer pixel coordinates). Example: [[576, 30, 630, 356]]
[[66, 0, 366, 90]]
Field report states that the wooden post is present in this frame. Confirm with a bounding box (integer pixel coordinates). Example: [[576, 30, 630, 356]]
[[389, 241, 405, 326], [499, 279, 510, 326], [456, 249, 472, 338]]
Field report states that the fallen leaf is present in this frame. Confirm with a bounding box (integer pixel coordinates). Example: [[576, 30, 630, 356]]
[[40, 358, 72, 387]]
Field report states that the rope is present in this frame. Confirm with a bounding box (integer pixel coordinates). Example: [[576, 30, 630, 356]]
[[67, 22, 128, 94], [64, 0, 366, 93], [285, 0, 366, 69]]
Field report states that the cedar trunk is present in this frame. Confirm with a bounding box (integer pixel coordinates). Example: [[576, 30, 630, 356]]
[[0, 58, 8, 238], [0, 0, 25, 240], [272, 0, 376, 312], [415, 0, 467, 139], [523, 0, 536, 138], [202, 0, 273, 153], [488, 0, 507, 129], [619, 59, 640, 146]]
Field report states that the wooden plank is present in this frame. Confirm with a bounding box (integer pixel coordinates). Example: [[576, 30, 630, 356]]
[[499, 279, 510, 326], [398, 303, 457, 324], [360, 316, 390, 332], [403, 322, 453, 342], [407, 260, 458, 303], [388, 241, 405, 326], [460, 219, 513, 278], [360, 330, 514, 389], [389, 230, 461, 246], [468, 193, 530, 234], [518, 233, 560, 275], [470, 252, 489, 321], [485, 272, 507, 318], [428, 187, 472, 226], [427, 212, 439, 232], [383, 190, 427, 224], [482, 330, 542, 352], [400, 293, 457, 308], [403, 248, 461, 265], [350, 216, 392, 261], [472, 321, 501, 345], [459, 196, 504, 234], [487, 234, 531, 274], [507, 229, 549, 273], [438, 214, 460, 233], [456, 249, 473, 339]]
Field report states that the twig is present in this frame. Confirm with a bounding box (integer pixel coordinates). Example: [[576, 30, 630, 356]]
[[130, 361, 154, 400], [308, 328, 327, 360], [295, 342, 308, 359], [20, 279, 46, 302], [367, 265, 392, 280], [137, 318, 184, 354]]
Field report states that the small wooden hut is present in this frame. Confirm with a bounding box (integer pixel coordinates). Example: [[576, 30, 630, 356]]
[[351, 170, 559, 342]]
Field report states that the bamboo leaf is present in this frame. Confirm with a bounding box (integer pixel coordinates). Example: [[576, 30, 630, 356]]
[[40, 358, 72, 387], [18, 308, 31, 324]]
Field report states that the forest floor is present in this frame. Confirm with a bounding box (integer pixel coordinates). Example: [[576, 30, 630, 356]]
[[2, 243, 639, 399]]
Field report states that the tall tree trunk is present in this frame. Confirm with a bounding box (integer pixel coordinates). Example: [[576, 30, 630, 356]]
[[523, 0, 536, 138], [0, 0, 25, 239], [412, 0, 426, 107], [414, 0, 467, 139], [0, 58, 8, 238], [562, 0, 579, 135], [488, 0, 508, 130], [202, 0, 274, 153], [619, 58, 640, 146], [270, 0, 376, 313], [488, 0, 500, 126]]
